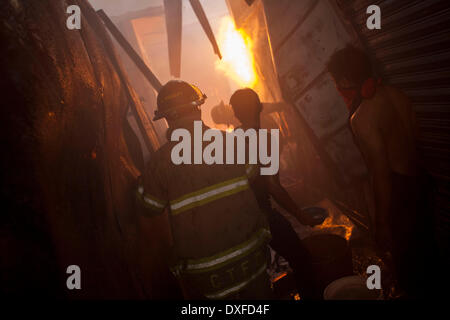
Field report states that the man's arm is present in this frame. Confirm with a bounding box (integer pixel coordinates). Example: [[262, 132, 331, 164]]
[[263, 173, 319, 226], [135, 163, 172, 289], [351, 112, 392, 248], [136, 163, 170, 236]]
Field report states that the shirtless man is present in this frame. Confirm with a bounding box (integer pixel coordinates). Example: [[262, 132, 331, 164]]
[[327, 45, 434, 298]]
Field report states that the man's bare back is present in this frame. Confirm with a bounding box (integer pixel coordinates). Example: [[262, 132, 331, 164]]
[[350, 85, 419, 177]]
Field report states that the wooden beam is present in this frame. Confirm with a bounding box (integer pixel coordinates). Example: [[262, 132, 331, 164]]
[[189, 0, 222, 59], [163, 0, 182, 77], [95, 9, 160, 153], [97, 9, 163, 92]]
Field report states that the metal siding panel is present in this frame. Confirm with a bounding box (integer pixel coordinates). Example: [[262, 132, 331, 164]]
[[276, 1, 353, 98], [323, 126, 368, 180], [272, 1, 366, 186], [262, 0, 317, 51], [294, 75, 349, 139]]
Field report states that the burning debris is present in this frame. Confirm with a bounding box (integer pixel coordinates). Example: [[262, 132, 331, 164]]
[[311, 199, 355, 241], [276, 197, 356, 242]]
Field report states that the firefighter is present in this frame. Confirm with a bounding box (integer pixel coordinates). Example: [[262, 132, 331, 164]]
[[229, 88, 324, 299], [136, 80, 273, 299]]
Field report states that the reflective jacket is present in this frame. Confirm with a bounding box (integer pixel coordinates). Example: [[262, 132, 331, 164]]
[[137, 123, 271, 299]]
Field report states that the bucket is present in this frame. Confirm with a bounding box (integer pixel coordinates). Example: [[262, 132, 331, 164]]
[[324, 275, 383, 300], [302, 206, 328, 225], [302, 234, 353, 297]]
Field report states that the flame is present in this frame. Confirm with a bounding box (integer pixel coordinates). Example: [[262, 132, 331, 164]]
[[216, 16, 257, 88], [226, 124, 234, 132], [272, 272, 288, 283], [313, 206, 355, 241]]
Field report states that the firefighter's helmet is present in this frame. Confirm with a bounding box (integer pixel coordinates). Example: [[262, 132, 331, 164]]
[[154, 80, 207, 121]]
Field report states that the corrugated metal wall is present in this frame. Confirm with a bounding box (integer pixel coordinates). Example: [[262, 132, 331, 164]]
[[336, 0, 450, 258]]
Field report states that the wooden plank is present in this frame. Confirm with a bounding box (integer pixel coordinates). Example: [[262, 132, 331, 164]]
[[163, 0, 182, 77], [189, 0, 223, 59], [97, 9, 163, 92], [96, 9, 160, 153]]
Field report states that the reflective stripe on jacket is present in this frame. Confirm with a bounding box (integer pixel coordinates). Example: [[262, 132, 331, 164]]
[[137, 123, 270, 298], [171, 228, 271, 299], [169, 175, 250, 215]]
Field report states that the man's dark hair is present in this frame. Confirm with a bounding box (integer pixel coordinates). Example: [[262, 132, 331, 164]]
[[327, 45, 373, 85], [229, 88, 262, 124]]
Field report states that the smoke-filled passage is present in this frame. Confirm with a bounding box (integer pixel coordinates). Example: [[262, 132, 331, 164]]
[[1, 0, 448, 312]]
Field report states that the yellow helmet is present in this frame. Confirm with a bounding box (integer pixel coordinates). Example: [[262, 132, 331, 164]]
[[154, 80, 207, 121]]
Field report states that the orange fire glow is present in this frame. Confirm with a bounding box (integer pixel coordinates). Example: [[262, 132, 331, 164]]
[[315, 211, 354, 241], [308, 200, 356, 241], [215, 16, 257, 88]]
